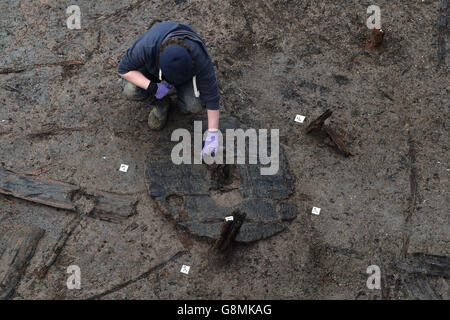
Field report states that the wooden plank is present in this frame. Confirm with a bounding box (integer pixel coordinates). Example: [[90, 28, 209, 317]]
[[304, 110, 354, 156], [0, 225, 45, 299], [0, 169, 78, 211], [324, 126, 355, 157], [365, 28, 385, 50], [39, 215, 83, 279], [0, 60, 84, 74], [437, 0, 447, 66], [0, 170, 138, 221], [212, 210, 246, 253], [90, 191, 138, 222], [401, 274, 441, 300], [396, 253, 450, 278], [305, 109, 333, 134]]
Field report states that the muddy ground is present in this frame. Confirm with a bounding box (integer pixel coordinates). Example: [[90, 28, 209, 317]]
[[0, 0, 448, 299]]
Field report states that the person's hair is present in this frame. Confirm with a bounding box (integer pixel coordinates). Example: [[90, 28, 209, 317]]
[[158, 37, 195, 69]]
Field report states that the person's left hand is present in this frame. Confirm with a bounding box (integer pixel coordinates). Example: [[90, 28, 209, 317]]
[[202, 130, 219, 158], [155, 83, 173, 99]]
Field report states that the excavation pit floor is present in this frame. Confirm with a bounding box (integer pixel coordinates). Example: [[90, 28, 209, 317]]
[[0, 0, 448, 299]]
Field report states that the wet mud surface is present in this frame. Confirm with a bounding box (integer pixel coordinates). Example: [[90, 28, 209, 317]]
[[0, 0, 449, 299]]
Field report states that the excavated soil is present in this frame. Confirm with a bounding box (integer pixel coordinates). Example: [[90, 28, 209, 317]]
[[0, 0, 448, 299]]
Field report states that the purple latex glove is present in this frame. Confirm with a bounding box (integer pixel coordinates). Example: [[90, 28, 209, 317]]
[[155, 83, 172, 99], [202, 130, 219, 158]]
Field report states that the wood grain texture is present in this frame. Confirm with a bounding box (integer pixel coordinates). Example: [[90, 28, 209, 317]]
[[0, 225, 45, 299]]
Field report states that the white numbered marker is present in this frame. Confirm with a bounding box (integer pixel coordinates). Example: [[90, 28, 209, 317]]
[[295, 115, 306, 123], [180, 265, 190, 274], [119, 164, 129, 172], [225, 216, 234, 221], [312, 207, 321, 215]]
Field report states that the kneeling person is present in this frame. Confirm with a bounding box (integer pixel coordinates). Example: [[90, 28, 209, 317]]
[[118, 21, 220, 158]]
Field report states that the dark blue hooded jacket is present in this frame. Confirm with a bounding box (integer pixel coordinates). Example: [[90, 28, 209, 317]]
[[118, 21, 220, 110]]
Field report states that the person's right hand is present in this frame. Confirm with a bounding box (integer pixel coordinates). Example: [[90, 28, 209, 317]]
[[155, 83, 172, 99], [201, 130, 219, 158]]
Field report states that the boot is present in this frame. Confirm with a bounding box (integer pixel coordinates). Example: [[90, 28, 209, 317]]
[[147, 98, 170, 130]]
